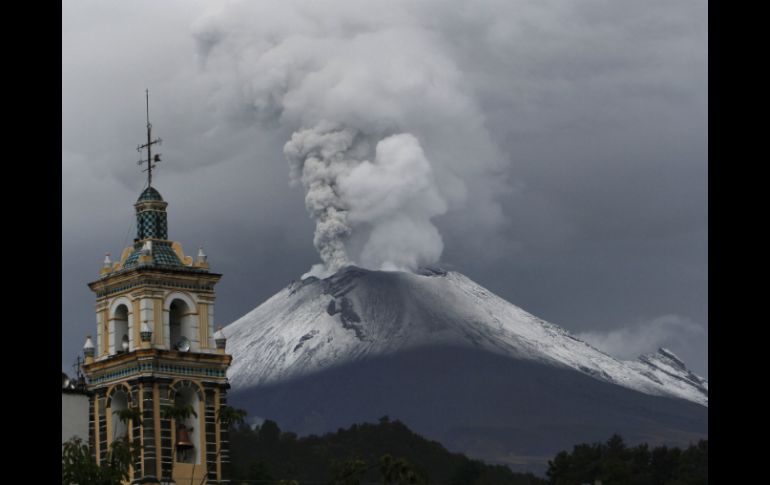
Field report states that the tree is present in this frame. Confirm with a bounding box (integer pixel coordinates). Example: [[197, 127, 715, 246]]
[[161, 402, 198, 422], [674, 440, 707, 484], [379, 454, 428, 485], [115, 406, 142, 429], [450, 459, 484, 485], [246, 459, 274, 484], [328, 458, 368, 485], [62, 436, 141, 485], [63, 402, 144, 485], [199, 405, 249, 485], [546, 435, 707, 485], [258, 419, 282, 445], [599, 434, 632, 484]]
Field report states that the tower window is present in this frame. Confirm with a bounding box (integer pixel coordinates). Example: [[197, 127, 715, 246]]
[[113, 304, 129, 355], [169, 299, 194, 351], [173, 387, 200, 464], [110, 390, 129, 443]]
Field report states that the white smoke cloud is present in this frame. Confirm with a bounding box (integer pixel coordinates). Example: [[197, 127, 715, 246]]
[[191, 0, 507, 275], [343, 133, 448, 271]]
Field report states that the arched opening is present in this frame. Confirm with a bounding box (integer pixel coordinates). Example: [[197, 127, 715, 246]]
[[173, 387, 201, 464], [114, 304, 129, 354], [110, 390, 129, 443], [169, 299, 193, 351]]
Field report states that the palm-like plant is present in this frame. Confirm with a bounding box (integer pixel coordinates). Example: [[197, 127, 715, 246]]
[[114, 406, 142, 442], [115, 406, 142, 424], [161, 402, 198, 422], [217, 405, 247, 428]]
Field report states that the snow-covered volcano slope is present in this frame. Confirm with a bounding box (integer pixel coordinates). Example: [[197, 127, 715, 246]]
[[225, 266, 707, 406]]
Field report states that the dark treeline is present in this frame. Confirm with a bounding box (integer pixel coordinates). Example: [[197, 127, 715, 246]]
[[227, 417, 707, 485], [546, 434, 708, 485], [228, 416, 545, 484]]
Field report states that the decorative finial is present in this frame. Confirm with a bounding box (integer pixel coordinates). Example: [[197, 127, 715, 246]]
[[100, 252, 114, 275], [140, 322, 153, 348], [136, 89, 162, 187], [197, 246, 207, 264], [215, 325, 227, 351], [83, 335, 95, 356]]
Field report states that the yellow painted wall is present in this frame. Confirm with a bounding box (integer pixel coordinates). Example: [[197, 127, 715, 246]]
[[154, 298, 163, 346], [132, 299, 141, 347], [198, 303, 209, 349]]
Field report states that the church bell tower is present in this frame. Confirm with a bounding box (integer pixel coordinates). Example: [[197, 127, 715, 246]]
[[81, 92, 233, 484]]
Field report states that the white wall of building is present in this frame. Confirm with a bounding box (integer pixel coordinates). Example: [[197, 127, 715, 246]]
[[62, 392, 89, 444]]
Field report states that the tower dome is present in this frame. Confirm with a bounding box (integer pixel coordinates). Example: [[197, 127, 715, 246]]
[[137, 185, 164, 202]]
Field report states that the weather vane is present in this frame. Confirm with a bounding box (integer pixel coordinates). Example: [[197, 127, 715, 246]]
[[137, 89, 162, 186]]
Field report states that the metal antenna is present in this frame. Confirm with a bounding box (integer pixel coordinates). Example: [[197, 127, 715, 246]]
[[137, 89, 162, 187], [71, 355, 84, 380]]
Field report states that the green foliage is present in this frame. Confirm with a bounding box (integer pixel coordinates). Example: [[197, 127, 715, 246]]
[[246, 459, 274, 482], [379, 454, 427, 484], [217, 405, 247, 428], [228, 417, 546, 485], [61, 437, 142, 485], [328, 458, 367, 485], [546, 435, 708, 485], [161, 402, 197, 421], [114, 406, 142, 425], [258, 419, 282, 444]]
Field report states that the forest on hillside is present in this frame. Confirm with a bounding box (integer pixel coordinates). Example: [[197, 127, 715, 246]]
[[546, 434, 707, 485], [229, 416, 543, 484], [227, 417, 707, 485]]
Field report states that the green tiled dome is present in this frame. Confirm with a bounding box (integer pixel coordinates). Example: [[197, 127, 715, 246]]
[[123, 241, 184, 269], [137, 186, 164, 202]]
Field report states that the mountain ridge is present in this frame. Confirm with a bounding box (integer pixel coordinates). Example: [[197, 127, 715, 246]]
[[225, 265, 707, 406]]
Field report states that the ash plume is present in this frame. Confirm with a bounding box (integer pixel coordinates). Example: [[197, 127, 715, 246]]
[[283, 124, 357, 273], [284, 125, 447, 275], [192, 0, 508, 275]]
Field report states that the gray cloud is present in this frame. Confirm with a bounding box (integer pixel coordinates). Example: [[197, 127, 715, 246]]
[[62, 0, 707, 377], [577, 315, 708, 372]]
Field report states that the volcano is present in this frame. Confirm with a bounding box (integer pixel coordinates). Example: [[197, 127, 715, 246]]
[[224, 266, 707, 472]]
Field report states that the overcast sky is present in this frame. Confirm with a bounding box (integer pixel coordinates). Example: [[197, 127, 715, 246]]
[[62, 0, 707, 376]]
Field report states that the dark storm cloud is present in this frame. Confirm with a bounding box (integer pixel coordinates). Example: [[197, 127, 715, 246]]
[[62, 0, 707, 376]]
